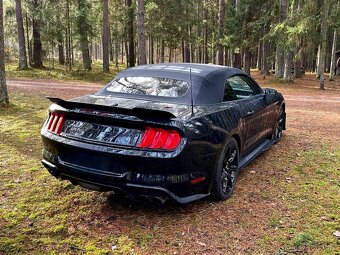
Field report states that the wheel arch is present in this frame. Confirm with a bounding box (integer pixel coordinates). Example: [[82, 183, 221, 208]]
[[231, 133, 241, 152]]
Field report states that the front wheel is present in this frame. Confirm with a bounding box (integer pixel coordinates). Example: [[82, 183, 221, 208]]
[[212, 138, 239, 201], [274, 106, 285, 143]]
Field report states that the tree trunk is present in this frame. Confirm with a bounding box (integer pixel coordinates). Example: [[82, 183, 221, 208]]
[[110, 33, 114, 62], [102, 0, 110, 72], [217, 0, 225, 65], [235, 0, 240, 13], [275, 47, 284, 78], [243, 48, 251, 75], [181, 39, 185, 62], [257, 43, 262, 70], [127, 0, 135, 67], [77, 0, 91, 70], [124, 37, 129, 65], [275, 0, 288, 78], [233, 51, 241, 69], [283, 0, 294, 85], [196, 2, 202, 63], [261, 24, 270, 78], [316, 45, 321, 76], [65, 0, 72, 70], [31, 0, 43, 68], [57, 40, 64, 65], [31, 19, 43, 68], [25, 12, 32, 65], [184, 40, 190, 63], [57, 24, 65, 65], [283, 50, 293, 81], [148, 36, 154, 64], [168, 47, 172, 62], [0, 0, 8, 105], [203, 0, 209, 64], [160, 39, 165, 63], [15, 0, 28, 69], [292, 0, 303, 79], [224, 46, 228, 66], [136, 0, 147, 65], [121, 40, 124, 64], [319, 2, 329, 90], [114, 38, 119, 68], [70, 19, 74, 65], [329, 29, 337, 80], [155, 38, 159, 63]]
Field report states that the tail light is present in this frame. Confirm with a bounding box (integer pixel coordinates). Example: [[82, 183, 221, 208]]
[[46, 113, 65, 135], [138, 127, 181, 151]]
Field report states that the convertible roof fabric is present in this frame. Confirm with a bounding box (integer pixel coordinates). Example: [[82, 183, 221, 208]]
[[97, 63, 246, 105]]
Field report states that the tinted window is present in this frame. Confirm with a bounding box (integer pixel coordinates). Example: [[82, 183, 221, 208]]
[[106, 77, 189, 97], [226, 75, 261, 100]]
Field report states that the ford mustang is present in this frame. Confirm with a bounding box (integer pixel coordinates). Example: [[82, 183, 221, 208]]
[[41, 63, 286, 204]]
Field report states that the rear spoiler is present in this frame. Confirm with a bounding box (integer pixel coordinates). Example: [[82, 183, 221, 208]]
[[46, 96, 177, 120]]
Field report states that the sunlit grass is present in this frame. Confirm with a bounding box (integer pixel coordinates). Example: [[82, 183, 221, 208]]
[[257, 142, 340, 254], [5, 60, 125, 84]]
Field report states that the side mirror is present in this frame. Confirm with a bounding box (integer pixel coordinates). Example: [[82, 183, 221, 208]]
[[264, 88, 277, 95], [263, 88, 277, 103]]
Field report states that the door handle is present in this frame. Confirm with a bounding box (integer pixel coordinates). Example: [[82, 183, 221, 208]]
[[246, 110, 255, 116]]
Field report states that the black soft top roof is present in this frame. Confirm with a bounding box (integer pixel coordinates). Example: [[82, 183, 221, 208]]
[[96, 63, 247, 105]]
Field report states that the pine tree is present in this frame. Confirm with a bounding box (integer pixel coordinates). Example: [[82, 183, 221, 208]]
[[15, 0, 28, 69], [127, 0, 135, 67], [102, 0, 110, 72], [216, 0, 225, 65], [0, 0, 9, 105], [31, 0, 43, 68], [76, 0, 92, 70], [136, 0, 146, 65], [275, 0, 287, 79], [319, 1, 330, 90]]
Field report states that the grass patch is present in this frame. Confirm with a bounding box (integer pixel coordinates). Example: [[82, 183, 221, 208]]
[[6, 60, 124, 84], [293, 232, 315, 248], [260, 146, 340, 254]]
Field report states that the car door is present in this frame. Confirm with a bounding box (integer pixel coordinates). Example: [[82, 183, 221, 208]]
[[225, 75, 266, 154], [243, 77, 280, 140]]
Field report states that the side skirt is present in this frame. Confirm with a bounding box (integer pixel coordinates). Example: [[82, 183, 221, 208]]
[[238, 139, 274, 170]]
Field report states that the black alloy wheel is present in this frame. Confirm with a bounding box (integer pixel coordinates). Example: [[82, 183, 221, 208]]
[[212, 137, 239, 201], [274, 106, 285, 143]]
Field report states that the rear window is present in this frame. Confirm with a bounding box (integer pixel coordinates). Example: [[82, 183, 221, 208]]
[[106, 77, 189, 97]]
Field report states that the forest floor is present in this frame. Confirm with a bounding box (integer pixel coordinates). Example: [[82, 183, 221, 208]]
[[5, 61, 123, 84], [0, 72, 339, 255]]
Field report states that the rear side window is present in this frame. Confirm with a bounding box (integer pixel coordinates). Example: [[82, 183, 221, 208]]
[[226, 75, 261, 100], [106, 77, 189, 97]]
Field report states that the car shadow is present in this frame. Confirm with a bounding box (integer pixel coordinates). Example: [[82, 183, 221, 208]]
[[100, 191, 213, 216]]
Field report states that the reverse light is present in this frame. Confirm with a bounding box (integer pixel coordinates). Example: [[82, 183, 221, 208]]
[[138, 127, 181, 151], [46, 113, 65, 134]]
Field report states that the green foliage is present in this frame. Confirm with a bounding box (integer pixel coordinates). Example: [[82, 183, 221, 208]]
[[293, 232, 315, 248], [3, 0, 338, 73]]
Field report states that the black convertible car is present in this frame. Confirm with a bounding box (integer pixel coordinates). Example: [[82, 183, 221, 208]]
[[41, 63, 286, 204]]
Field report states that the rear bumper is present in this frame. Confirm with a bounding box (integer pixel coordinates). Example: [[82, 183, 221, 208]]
[[42, 158, 209, 204], [41, 125, 220, 203]]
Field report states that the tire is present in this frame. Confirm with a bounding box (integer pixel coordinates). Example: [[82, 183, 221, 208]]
[[211, 137, 239, 201], [274, 106, 285, 143]]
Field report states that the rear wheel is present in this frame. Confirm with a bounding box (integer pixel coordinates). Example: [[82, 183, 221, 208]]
[[274, 106, 285, 143], [212, 138, 239, 201]]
